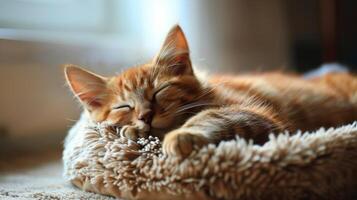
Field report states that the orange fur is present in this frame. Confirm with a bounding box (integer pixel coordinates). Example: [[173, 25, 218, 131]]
[[65, 25, 357, 157]]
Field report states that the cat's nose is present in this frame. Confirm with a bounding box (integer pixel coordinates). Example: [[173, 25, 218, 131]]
[[138, 109, 154, 124]]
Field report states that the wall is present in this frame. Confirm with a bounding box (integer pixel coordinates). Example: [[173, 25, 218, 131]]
[[0, 0, 290, 138]]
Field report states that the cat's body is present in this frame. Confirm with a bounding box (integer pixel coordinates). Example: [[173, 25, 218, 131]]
[[65, 25, 357, 157], [209, 72, 357, 132]]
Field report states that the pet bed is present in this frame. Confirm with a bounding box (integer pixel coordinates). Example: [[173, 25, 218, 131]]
[[63, 114, 357, 200]]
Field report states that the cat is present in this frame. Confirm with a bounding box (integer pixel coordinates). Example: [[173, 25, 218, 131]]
[[65, 25, 357, 158]]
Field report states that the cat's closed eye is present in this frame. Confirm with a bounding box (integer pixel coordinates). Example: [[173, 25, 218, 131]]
[[153, 84, 171, 101], [112, 105, 132, 110]]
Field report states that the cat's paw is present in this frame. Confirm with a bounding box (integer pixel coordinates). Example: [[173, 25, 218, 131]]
[[119, 125, 138, 140], [120, 125, 147, 141], [162, 129, 208, 158]]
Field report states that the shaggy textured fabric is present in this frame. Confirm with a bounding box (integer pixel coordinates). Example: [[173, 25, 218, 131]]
[[63, 114, 357, 200]]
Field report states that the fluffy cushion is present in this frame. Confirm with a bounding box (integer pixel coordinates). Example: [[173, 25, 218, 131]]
[[63, 114, 357, 200]]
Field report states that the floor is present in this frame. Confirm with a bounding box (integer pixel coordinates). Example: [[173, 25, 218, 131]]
[[0, 147, 115, 200]]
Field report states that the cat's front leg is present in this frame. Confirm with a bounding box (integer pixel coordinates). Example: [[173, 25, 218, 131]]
[[163, 105, 285, 157], [163, 127, 210, 157], [162, 110, 227, 157]]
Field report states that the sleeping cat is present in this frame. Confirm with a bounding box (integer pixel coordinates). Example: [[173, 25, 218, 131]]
[[65, 25, 357, 158]]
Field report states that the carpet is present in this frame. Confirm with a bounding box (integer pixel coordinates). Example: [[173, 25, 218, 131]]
[[0, 148, 116, 200]]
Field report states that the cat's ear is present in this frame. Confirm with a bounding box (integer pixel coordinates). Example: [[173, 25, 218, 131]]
[[64, 65, 108, 111], [154, 25, 193, 76]]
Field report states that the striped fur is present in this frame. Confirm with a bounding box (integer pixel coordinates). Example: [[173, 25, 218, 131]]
[[65, 25, 357, 158]]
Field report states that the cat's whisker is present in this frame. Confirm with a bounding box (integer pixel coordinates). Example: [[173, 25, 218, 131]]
[[173, 111, 197, 117], [65, 118, 78, 122], [175, 101, 218, 114], [187, 82, 228, 103], [162, 102, 176, 112]]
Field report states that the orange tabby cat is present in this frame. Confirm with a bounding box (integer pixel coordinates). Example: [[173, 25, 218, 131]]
[[65, 25, 357, 158]]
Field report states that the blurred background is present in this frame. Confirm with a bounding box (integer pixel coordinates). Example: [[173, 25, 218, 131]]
[[0, 0, 356, 158]]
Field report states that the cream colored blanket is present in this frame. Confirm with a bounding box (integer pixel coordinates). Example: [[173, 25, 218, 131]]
[[63, 113, 357, 200]]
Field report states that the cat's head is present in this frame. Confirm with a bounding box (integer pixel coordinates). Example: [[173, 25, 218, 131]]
[[65, 25, 209, 137]]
